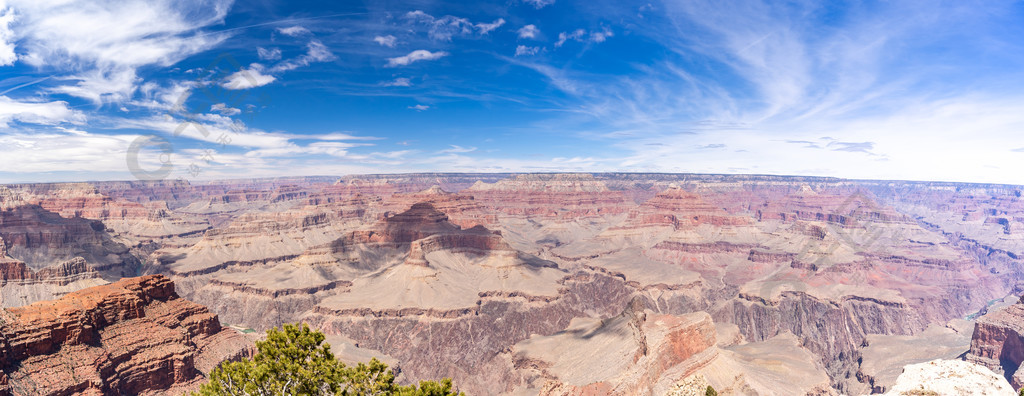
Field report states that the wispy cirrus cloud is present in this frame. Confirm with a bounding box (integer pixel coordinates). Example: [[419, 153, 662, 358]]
[[521, 0, 555, 9], [6, 0, 232, 104], [257, 47, 281, 61], [382, 77, 412, 87], [510, 0, 1024, 183], [387, 50, 448, 67], [404, 11, 505, 41], [223, 40, 335, 90], [0, 96, 85, 127], [554, 28, 612, 47], [268, 40, 335, 73], [277, 26, 310, 37], [438, 145, 476, 153], [515, 45, 540, 56], [210, 103, 241, 116]]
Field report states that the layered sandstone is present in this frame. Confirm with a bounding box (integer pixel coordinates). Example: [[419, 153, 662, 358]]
[[465, 174, 632, 220], [967, 297, 1024, 388], [0, 205, 141, 280], [385, 186, 498, 229], [0, 275, 250, 395], [4, 173, 1022, 395]]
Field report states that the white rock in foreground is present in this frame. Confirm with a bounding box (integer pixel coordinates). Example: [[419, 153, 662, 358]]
[[882, 359, 1015, 396]]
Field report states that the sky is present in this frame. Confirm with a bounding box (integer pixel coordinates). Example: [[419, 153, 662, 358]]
[[1, 0, 1023, 184]]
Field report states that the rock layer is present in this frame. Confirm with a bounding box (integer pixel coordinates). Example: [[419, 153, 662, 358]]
[[0, 275, 249, 396], [967, 296, 1024, 388]]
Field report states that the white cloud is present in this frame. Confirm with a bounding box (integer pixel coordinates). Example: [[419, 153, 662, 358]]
[[408, 104, 430, 111], [315, 132, 381, 141], [0, 130, 143, 174], [522, 0, 556, 9], [220, 41, 334, 90], [210, 103, 241, 116], [404, 11, 505, 41], [50, 68, 140, 103], [7, 0, 232, 103], [277, 26, 311, 37], [0, 7, 15, 66], [387, 50, 448, 67], [257, 47, 281, 61], [475, 19, 505, 35], [114, 114, 290, 149], [555, 28, 612, 47], [438, 145, 476, 153], [374, 35, 397, 47], [222, 65, 276, 90], [0, 95, 85, 126], [269, 40, 335, 73], [515, 45, 540, 56], [555, 29, 585, 47], [131, 81, 194, 111], [245, 141, 366, 158], [518, 24, 540, 39], [590, 28, 613, 43], [382, 77, 412, 87]]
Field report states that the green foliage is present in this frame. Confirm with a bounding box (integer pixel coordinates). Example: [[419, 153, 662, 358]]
[[196, 323, 463, 396], [705, 385, 718, 396]]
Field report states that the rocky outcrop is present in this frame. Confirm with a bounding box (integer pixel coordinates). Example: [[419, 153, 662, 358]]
[[1, 257, 99, 286], [386, 186, 499, 229], [0, 275, 250, 396], [883, 359, 1015, 395], [967, 297, 1024, 388], [348, 202, 462, 245]]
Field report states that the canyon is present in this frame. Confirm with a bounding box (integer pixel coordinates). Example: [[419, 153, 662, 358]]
[[0, 173, 1022, 395]]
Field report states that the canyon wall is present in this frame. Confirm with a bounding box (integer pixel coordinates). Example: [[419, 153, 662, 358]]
[[1, 173, 1021, 394], [0, 275, 249, 396]]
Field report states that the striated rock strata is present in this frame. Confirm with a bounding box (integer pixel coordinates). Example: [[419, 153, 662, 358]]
[[967, 296, 1024, 388], [0, 275, 250, 396]]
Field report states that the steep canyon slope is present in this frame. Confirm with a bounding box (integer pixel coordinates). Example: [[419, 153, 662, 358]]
[[1, 173, 1022, 395]]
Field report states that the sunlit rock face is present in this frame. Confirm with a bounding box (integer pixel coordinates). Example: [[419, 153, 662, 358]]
[[883, 359, 1015, 396], [1, 173, 1023, 394], [0, 275, 249, 396]]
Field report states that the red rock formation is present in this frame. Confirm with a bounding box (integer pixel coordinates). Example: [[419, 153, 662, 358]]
[[967, 297, 1024, 388], [348, 202, 461, 245], [0, 205, 140, 277], [618, 187, 750, 229], [755, 188, 910, 226], [0, 257, 99, 286], [386, 186, 499, 229], [0, 275, 250, 396], [465, 174, 632, 220]]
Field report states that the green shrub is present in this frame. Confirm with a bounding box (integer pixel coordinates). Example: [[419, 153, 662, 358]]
[[195, 323, 463, 396]]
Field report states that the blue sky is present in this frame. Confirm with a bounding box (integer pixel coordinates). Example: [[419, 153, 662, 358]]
[[1, 0, 1024, 184]]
